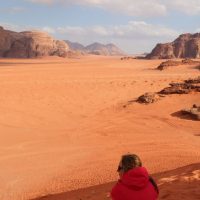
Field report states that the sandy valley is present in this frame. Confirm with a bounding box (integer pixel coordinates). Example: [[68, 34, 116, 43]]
[[0, 56, 199, 200]]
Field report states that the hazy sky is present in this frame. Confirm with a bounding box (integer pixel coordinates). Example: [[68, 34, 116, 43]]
[[1, 0, 200, 54]]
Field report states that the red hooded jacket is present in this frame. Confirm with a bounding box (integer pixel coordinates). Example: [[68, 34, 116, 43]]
[[111, 167, 158, 200]]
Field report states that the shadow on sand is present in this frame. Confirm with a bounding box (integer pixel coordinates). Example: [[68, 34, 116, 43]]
[[171, 111, 198, 121]]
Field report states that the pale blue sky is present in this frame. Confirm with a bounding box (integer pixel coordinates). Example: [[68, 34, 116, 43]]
[[1, 0, 200, 53]]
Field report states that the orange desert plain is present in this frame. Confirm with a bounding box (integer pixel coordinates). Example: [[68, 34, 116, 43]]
[[0, 56, 200, 200]]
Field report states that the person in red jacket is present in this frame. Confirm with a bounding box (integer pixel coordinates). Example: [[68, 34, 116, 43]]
[[111, 154, 158, 200]]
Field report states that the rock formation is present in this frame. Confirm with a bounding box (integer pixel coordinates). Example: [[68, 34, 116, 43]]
[[157, 60, 182, 70], [157, 59, 200, 70], [121, 56, 135, 60], [159, 77, 200, 95], [146, 33, 200, 59], [181, 104, 200, 121], [0, 26, 69, 58], [135, 77, 200, 104], [136, 92, 159, 104]]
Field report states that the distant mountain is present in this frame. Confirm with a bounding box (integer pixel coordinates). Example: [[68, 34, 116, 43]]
[[85, 42, 124, 56], [65, 40, 85, 51], [0, 26, 69, 58], [146, 33, 200, 59], [64, 41, 125, 56]]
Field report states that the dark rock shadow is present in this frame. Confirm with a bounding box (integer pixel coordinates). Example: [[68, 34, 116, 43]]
[[171, 111, 198, 121], [193, 65, 200, 70]]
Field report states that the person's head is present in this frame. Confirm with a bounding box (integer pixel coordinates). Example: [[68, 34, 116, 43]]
[[117, 154, 142, 177]]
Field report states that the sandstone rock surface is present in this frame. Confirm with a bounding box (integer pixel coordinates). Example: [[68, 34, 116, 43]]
[[0, 26, 69, 58], [147, 33, 200, 59]]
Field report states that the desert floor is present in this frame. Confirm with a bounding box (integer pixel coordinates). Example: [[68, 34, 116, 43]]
[[0, 56, 199, 200]]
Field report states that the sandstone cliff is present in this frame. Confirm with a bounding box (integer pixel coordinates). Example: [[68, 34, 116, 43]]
[[0, 26, 69, 58], [146, 33, 200, 59]]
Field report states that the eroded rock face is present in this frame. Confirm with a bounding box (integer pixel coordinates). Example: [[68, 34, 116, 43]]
[[147, 33, 200, 59], [0, 27, 69, 58]]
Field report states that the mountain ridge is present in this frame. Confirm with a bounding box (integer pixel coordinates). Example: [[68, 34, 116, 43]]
[[64, 40, 125, 56]]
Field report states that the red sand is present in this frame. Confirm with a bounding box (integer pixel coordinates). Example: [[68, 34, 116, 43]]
[[0, 56, 199, 200], [33, 163, 200, 200]]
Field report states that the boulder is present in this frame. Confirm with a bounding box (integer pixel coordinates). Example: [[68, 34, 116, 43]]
[[137, 92, 159, 104]]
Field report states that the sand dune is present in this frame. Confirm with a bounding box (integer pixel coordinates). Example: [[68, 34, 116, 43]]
[[0, 56, 199, 200]]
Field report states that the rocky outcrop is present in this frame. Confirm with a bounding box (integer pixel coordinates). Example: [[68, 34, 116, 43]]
[[159, 77, 200, 95], [182, 58, 200, 65], [146, 33, 200, 59], [120, 56, 135, 60], [135, 77, 200, 104], [157, 60, 182, 70], [181, 104, 200, 121], [136, 92, 159, 104], [157, 59, 200, 70], [0, 26, 69, 58]]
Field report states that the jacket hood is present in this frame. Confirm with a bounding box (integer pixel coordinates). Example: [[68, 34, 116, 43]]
[[120, 167, 149, 190]]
